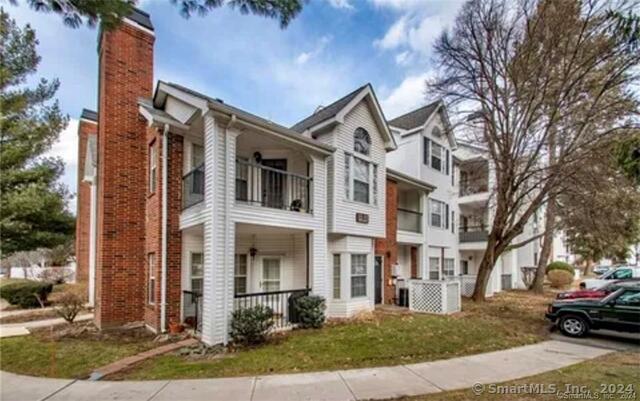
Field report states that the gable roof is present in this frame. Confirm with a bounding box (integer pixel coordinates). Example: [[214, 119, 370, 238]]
[[388, 101, 439, 130], [152, 81, 335, 156], [290, 84, 397, 151], [290, 84, 367, 133]]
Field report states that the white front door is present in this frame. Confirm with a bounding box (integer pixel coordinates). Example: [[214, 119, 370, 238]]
[[262, 257, 281, 292]]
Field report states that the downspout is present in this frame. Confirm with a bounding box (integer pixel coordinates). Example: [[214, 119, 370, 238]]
[[223, 114, 237, 344], [160, 123, 169, 333]]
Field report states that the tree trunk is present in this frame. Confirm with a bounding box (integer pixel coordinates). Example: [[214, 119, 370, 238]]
[[471, 249, 495, 301], [530, 196, 556, 293]]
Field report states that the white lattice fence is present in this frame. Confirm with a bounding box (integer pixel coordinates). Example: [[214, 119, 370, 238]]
[[408, 280, 461, 314], [460, 275, 476, 297]]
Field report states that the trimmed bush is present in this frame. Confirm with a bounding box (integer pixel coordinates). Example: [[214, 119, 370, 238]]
[[546, 261, 574, 275], [548, 269, 574, 288], [55, 292, 84, 323], [0, 281, 53, 308], [230, 305, 274, 346], [294, 295, 326, 329]]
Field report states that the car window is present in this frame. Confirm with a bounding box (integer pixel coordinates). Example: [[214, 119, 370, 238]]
[[612, 269, 632, 279], [615, 290, 640, 307]]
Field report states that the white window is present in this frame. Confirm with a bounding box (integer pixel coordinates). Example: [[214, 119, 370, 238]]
[[429, 257, 440, 280], [345, 152, 377, 205], [234, 254, 247, 295], [190, 252, 204, 294], [443, 258, 455, 277], [149, 141, 157, 193], [148, 253, 156, 304], [354, 127, 371, 156], [191, 143, 204, 169], [351, 254, 367, 298], [431, 142, 443, 171], [333, 254, 341, 299], [430, 199, 443, 228], [262, 258, 281, 292]]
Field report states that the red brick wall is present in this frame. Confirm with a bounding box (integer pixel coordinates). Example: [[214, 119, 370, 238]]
[[75, 119, 97, 284], [95, 21, 154, 328], [375, 178, 398, 304]]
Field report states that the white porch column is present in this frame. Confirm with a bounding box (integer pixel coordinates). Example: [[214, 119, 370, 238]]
[[420, 192, 429, 279], [309, 154, 328, 299], [201, 113, 237, 345]]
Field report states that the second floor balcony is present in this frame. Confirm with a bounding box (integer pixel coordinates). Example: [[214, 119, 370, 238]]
[[459, 225, 489, 243], [459, 179, 488, 197], [397, 208, 422, 233], [183, 163, 204, 209], [235, 159, 313, 213]]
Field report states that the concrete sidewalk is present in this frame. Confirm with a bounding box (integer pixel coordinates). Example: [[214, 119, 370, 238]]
[[0, 340, 612, 401], [0, 313, 93, 338]]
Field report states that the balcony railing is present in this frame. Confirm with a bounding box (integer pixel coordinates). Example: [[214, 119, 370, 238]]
[[235, 159, 312, 213], [234, 288, 311, 329], [183, 164, 205, 209], [397, 208, 422, 233], [459, 179, 488, 197], [459, 225, 489, 242]]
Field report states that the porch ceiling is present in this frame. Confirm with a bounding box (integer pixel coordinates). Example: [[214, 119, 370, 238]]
[[236, 223, 310, 235]]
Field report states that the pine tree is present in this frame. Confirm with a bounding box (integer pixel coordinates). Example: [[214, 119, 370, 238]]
[[0, 8, 74, 256]]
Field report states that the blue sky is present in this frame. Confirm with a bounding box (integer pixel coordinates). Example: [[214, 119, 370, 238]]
[[6, 0, 465, 211]]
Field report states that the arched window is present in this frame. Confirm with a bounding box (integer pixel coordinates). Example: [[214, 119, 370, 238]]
[[354, 127, 371, 156]]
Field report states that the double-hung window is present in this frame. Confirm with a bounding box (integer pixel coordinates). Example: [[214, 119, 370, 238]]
[[190, 252, 204, 294], [431, 142, 443, 172], [234, 254, 248, 295], [148, 253, 156, 304], [443, 258, 455, 277], [351, 254, 367, 298], [430, 199, 449, 229], [345, 128, 377, 205], [429, 257, 440, 280], [149, 141, 157, 194], [333, 254, 341, 299], [423, 136, 450, 175]]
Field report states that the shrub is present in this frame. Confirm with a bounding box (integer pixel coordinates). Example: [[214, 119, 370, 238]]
[[546, 261, 574, 275], [548, 269, 574, 288], [294, 295, 326, 329], [55, 292, 84, 323], [0, 281, 53, 308], [230, 305, 274, 346]]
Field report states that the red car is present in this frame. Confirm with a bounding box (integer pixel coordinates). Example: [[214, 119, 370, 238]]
[[556, 279, 640, 300]]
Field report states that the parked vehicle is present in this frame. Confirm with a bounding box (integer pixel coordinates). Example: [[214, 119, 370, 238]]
[[546, 282, 640, 337], [593, 265, 612, 276], [557, 279, 640, 300], [580, 266, 640, 289]]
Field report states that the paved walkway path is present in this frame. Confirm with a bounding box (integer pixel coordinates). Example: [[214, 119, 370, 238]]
[[0, 313, 94, 338], [0, 340, 613, 401]]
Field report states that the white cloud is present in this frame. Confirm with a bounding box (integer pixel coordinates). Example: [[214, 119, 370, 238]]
[[380, 72, 432, 118], [295, 35, 331, 65], [45, 118, 79, 213], [374, 16, 408, 50], [326, 0, 355, 10], [372, 0, 465, 63]]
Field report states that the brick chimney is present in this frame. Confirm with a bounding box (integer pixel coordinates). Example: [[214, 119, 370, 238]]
[[75, 109, 98, 288], [95, 9, 154, 328]]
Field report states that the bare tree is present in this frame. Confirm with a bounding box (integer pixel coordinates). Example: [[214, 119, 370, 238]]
[[429, 0, 640, 301]]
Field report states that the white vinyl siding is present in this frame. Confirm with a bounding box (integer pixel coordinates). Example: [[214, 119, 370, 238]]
[[351, 254, 367, 298]]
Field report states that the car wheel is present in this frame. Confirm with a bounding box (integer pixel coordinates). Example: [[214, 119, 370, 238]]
[[559, 315, 589, 337]]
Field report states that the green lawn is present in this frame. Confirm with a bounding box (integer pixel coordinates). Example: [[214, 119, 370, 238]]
[[0, 329, 156, 379], [116, 291, 552, 380], [398, 352, 640, 401]]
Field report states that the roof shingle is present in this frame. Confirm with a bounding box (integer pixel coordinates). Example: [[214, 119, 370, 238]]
[[388, 101, 440, 130]]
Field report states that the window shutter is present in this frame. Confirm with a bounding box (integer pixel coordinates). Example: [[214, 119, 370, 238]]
[[423, 137, 429, 165], [451, 211, 455, 233], [445, 149, 450, 175], [445, 204, 449, 229], [344, 152, 351, 200]]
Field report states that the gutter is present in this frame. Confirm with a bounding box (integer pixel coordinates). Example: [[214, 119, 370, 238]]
[[160, 123, 169, 332]]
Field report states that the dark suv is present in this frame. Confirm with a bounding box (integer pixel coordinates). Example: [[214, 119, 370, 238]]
[[546, 283, 640, 337]]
